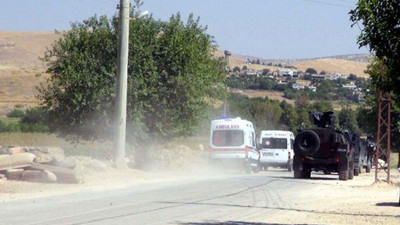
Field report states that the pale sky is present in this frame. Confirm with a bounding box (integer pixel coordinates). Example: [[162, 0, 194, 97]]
[[0, 0, 369, 59]]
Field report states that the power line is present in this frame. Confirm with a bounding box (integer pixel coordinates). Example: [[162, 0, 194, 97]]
[[333, 0, 358, 3], [297, 0, 354, 9]]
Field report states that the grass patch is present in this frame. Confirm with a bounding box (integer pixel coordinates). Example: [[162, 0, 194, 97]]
[[391, 153, 399, 169], [0, 133, 209, 161], [0, 133, 113, 160]]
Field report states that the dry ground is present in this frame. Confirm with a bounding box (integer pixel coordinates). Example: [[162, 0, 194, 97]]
[[0, 32, 368, 117], [230, 89, 360, 111], [0, 156, 398, 225], [0, 31, 59, 116], [293, 58, 369, 78], [215, 50, 369, 78], [269, 171, 400, 225], [0, 132, 398, 224], [230, 89, 294, 104]]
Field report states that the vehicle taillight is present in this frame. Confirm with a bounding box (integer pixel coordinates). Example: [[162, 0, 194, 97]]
[[288, 152, 291, 159], [244, 146, 250, 158], [301, 157, 305, 162], [336, 158, 340, 163]]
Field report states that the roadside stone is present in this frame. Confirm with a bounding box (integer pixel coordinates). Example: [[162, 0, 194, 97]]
[[8, 147, 25, 155], [3, 169, 24, 180], [21, 170, 57, 183], [0, 173, 7, 180], [0, 153, 35, 171]]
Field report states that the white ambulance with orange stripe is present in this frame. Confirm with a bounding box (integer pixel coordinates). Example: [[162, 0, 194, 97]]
[[209, 117, 260, 173]]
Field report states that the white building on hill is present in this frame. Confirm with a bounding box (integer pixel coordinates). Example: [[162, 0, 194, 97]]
[[278, 69, 298, 78]]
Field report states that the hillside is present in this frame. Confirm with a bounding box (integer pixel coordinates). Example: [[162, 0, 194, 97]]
[[0, 32, 369, 116], [0, 31, 60, 68], [292, 58, 369, 78], [0, 31, 60, 115], [217, 50, 369, 78]]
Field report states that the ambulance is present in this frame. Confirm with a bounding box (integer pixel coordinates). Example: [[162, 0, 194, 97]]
[[259, 130, 294, 171], [209, 117, 260, 173]]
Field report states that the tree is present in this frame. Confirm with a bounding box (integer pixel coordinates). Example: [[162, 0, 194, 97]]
[[242, 65, 248, 71], [261, 68, 270, 76], [348, 73, 357, 81], [310, 101, 333, 112], [39, 12, 225, 147], [319, 71, 326, 75], [338, 108, 360, 133], [295, 92, 310, 109], [280, 101, 299, 133], [226, 94, 282, 132], [232, 66, 241, 72], [305, 68, 317, 74], [350, 0, 400, 96]]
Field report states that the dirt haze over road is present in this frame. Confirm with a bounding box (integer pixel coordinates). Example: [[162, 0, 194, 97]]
[[0, 164, 398, 225]]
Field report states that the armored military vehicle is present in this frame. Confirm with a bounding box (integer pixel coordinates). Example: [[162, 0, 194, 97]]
[[293, 111, 354, 181]]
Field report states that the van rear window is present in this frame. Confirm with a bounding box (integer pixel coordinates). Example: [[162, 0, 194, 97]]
[[262, 138, 287, 149], [212, 130, 244, 147]]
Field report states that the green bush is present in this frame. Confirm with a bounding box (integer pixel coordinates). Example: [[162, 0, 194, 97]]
[[0, 110, 49, 133], [6, 109, 26, 118]]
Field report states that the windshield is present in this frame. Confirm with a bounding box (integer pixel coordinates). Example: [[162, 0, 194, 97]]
[[212, 130, 244, 147], [262, 138, 287, 149]]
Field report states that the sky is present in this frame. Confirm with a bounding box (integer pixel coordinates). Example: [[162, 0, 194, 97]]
[[0, 0, 369, 59]]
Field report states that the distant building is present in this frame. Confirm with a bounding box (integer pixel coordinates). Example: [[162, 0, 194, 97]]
[[244, 70, 258, 76], [311, 74, 326, 79], [308, 86, 317, 92], [342, 82, 357, 89], [326, 73, 348, 80], [292, 83, 305, 90], [278, 69, 298, 78]]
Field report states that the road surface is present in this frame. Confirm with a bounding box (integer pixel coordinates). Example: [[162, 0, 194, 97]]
[[0, 170, 348, 225]]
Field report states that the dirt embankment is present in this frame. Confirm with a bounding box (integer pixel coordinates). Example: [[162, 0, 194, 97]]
[[0, 150, 398, 225], [268, 170, 400, 225]]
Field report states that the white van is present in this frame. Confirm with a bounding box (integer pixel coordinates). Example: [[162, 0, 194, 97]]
[[209, 117, 260, 173], [259, 130, 294, 171]]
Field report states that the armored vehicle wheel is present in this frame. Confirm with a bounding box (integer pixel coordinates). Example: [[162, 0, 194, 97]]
[[354, 167, 360, 176], [303, 169, 311, 178], [294, 130, 320, 156], [339, 170, 348, 181], [348, 161, 354, 180], [366, 164, 371, 173], [294, 170, 302, 178], [294, 169, 310, 179]]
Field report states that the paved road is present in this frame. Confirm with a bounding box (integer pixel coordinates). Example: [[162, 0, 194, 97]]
[[0, 170, 321, 225]]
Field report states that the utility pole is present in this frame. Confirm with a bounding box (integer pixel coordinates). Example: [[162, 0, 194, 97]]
[[113, 0, 130, 168], [375, 64, 391, 183]]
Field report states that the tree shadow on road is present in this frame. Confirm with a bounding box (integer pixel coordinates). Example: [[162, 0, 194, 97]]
[[265, 175, 338, 181], [179, 221, 318, 225], [376, 202, 399, 207], [160, 201, 400, 219]]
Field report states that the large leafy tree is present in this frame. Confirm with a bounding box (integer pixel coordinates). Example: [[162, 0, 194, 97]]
[[338, 107, 361, 133], [39, 11, 225, 146], [226, 94, 282, 132], [350, 0, 400, 96]]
